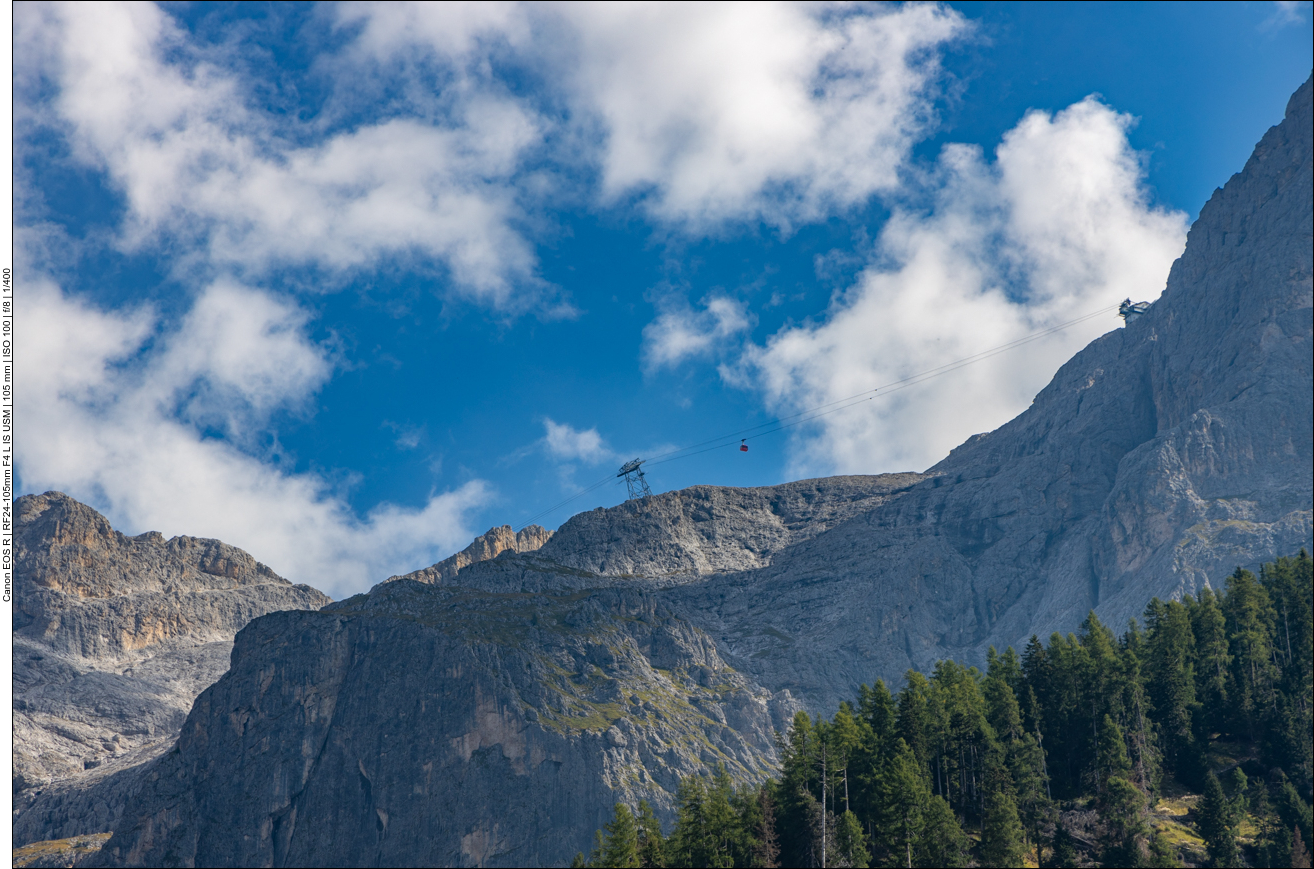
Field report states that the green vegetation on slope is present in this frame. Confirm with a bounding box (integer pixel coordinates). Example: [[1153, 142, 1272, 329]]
[[579, 551, 1313, 867]]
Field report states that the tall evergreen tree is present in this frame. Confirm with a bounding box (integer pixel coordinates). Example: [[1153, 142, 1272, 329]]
[[1145, 597, 1197, 777], [979, 780, 1027, 866], [834, 810, 869, 868], [1096, 715, 1133, 794], [635, 800, 666, 869], [1192, 588, 1232, 740], [600, 803, 641, 868], [754, 786, 780, 869], [897, 672, 934, 771], [876, 739, 931, 867], [917, 795, 968, 868], [1224, 567, 1278, 740], [1198, 771, 1241, 867]]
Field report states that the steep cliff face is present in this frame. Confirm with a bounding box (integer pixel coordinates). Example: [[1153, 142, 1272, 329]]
[[666, 74, 1313, 710], [12, 493, 331, 846], [75, 76, 1314, 869], [91, 581, 791, 868]]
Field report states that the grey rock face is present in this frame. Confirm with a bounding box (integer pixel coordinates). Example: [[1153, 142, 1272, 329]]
[[537, 474, 926, 579], [81, 76, 1314, 868], [91, 581, 789, 868], [388, 523, 553, 584], [12, 492, 331, 846], [668, 74, 1312, 711]]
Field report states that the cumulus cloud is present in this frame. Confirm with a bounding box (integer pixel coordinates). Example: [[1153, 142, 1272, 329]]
[[643, 296, 752, 371], [542, 418, 613, 465], [337, 1, 969, 230], [743, 97, 1189, 476], [559, 2, 968, 227], [22, 278, 491, 599], [19, 1, 543, 304]]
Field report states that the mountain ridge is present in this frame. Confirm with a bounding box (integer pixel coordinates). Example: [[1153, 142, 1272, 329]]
[[17, 74, 1312, 869]]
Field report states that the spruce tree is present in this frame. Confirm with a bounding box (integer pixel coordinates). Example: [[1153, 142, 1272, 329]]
[[601, 803, 641, 868], [1145, 597, 1197, 778], [1097, 715, 1133, 793], [1010, 733, 1055, 855], [979, 787, 1027, 867], [982, 741, 1030, 862], [1191, 588, 1231, 741], [1293, 825, 1312, 869], [1198, 771, 1241, 867], [1044, 822, 1079, 868], [635, 800, 666, 869], [669, 775, 712, 868], [1100, 776, 1148, 866], [917, 795, 968, 868], [834, 810, 869, 868], [754, 786, 780, 869], [876, 740, 930, 867]]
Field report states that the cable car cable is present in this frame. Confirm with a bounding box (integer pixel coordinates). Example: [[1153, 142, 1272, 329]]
[[515, 302, 1119, 529]]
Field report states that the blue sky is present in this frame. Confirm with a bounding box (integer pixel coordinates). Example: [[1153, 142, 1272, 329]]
[[17, 1, 1312, 598]]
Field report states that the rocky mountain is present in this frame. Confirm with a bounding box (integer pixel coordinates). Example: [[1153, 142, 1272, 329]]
[[388, 523, 554, 584], [35, 76, 1314, 868], [11, 492, 331, 846]]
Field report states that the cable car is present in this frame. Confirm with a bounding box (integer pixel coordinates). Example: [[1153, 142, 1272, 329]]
[[740, 439, 748, 452]]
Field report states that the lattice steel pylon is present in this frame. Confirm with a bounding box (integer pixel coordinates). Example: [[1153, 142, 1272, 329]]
[[617, 458, 652, 500]]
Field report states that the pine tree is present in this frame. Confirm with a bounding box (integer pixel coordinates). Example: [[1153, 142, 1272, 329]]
[[897, 672, 933, 769], [1198, 771, 1241, 867], [876, 740, 930, 867], [859, 680, 898, 745], [1293, 824, 1312, 869], [777, 711, 817, 867], [704, 765, 739, 866], [669, 776, 713, 868], [1010, 732, 1055, 856], [1224, 567, 1278, 740], [754, 786, 780, 869], [1145, 597, 1197, 777], [979, 786, 1027, 867], [601, 803, 641, 868], [834, 810, 869, 868], [916, 795, 968, 868], [1044, 822, 1079, 868], [1096, 715, 1133, 794], [1192, 588, 1232, 741], [635, 800, 666, 869], [1100, 776, 1148, 866]]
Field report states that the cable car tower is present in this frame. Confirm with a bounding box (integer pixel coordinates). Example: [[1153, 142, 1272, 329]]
[[617, 458, 652, 500]]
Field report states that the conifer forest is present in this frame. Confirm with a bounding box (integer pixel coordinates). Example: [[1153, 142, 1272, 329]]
[[577, 553, 1314, 868]]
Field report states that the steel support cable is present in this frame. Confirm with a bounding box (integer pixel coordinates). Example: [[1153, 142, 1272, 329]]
[[646, 304, 1117, 464], [516, 303, 1118, 529]]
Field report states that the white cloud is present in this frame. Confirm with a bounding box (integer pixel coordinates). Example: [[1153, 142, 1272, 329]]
[[21, 278, 491, 599], [338, 1, 969, 230], [643, 296, 752, 371], [560, 2, 968, 228], [21, 1, 543, 305], [1260, 1, 1309, 31], [543, 418, 612, 465], [20, 2, 973, 297], [744, 97, 1189, 476]]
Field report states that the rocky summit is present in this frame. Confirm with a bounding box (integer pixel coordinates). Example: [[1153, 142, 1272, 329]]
[[11, 492, 331, 847], [20, 76, 1312, 868]]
